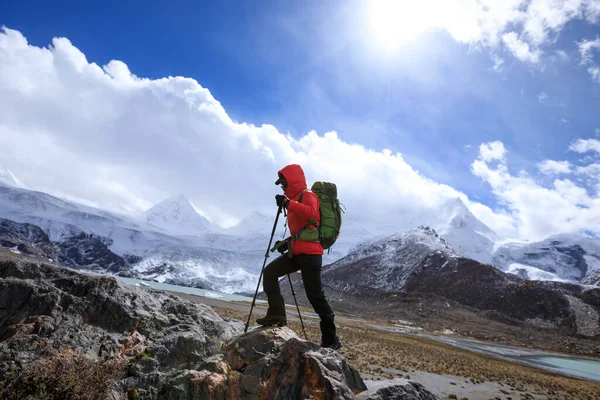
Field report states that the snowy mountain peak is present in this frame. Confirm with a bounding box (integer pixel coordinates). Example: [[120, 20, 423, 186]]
[[440, 197, 482, 227], [144, 194, 209, 235], [433, 197, 499, 265], [0, 166, 27, 189], [324, 226, 457, 292], [335, 226, 456, 269], [443, 197, 470, 214]]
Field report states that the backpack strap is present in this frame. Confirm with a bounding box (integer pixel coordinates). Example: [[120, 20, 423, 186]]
[[270, 189, 321, 257], [293, 189, 321, 244]]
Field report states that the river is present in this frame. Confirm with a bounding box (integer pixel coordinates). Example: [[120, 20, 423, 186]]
[[423, 334, 600, 384]]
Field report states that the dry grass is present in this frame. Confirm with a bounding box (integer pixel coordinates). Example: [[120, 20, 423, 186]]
[[0, 350, 127, 400], [216, 307, 600, 400]]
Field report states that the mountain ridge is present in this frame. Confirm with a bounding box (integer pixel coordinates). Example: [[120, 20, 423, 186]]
[[0, 183, 598, 291]]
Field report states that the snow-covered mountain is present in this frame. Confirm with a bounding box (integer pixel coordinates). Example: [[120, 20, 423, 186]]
[[143, 194, 210, 236], [434, 198, 499, 264], [493, 234, 600, 286], [403, 198, 499, 265], [323, 226, 457, 293], [0, 183, 264, 292], [294, 226, 600, 338], [1, 176, 598, 291]]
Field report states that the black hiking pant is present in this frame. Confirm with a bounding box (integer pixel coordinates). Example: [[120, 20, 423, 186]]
[[262, 254, 337, 345]]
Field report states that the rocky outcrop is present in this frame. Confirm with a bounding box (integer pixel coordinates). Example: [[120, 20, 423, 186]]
[[0, 217, 56, 259], [0, 217, 128, 272], [357, 381, 440, 400], [566, 295, 600, 337], [56, 232, 126, 272], [0, 261, 239, 368], [161, 327, 367, 399], [0, 261, 370, 399]]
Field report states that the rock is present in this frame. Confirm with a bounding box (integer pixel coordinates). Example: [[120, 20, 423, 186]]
[[164, 326, 367, 399], [0, 261, 374, 399], [56, 232, 126, 272], [565, 295, 600, 337], [227, 327, 367, 399], [356, 381, 441, 400], [0, 260, 240, 397], [0, 218, 56, 259]]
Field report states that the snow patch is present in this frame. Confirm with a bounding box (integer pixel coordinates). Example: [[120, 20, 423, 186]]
[[506, 263, 572, 282]]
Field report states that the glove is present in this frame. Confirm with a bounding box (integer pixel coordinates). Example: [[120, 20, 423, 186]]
[[272, 240, 288, 254], [275, 194, 289, 208]]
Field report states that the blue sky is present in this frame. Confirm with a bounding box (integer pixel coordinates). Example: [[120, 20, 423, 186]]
[[1, 0, 600, 239]]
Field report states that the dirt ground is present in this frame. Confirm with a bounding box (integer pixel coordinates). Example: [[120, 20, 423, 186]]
[[174, 292, 600, 400]]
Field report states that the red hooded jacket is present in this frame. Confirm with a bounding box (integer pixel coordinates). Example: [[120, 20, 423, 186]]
[[278, 164, 323, 256]]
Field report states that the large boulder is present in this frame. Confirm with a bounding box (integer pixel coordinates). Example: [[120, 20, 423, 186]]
[[227, 327, 367, 398], [0, 261, 241, 398], [161, 326, 367, 399], [357, 381, 440, 400]]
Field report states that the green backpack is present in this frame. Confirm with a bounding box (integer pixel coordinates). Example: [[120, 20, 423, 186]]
[[310, 181, 343, 250], [271, 181, 343, 255]]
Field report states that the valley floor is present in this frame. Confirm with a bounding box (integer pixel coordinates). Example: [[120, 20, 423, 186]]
[[174, 292, 600, 400]]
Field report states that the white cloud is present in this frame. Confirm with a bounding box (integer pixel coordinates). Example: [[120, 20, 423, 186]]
[[576, 163, 600, 180], [555, 49, 569, 60], [0, 27, 466, 227], [586, 0, 600, 22], [364, 1, 600, 68], [522, 0, 585, 45], [588, 66, 600, 82], [569, 138, 600, 153], [478, 141, 507, 162], [560, 118, 568, 123], [579, 37, 600, 64], [491, 54, 505, 71], [537, 160, 572, 175], [537, 91, 548, 102], [502, 32, 542, 63], [472, 141, 600, 240], [1, 27, 598, 243], [578, 37, 600, 81]]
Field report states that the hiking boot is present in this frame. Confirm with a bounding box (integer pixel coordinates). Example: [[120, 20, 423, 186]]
[[256, 315, 287, 327], [321, 336, 343, 350], [319, 315, 340, 349]]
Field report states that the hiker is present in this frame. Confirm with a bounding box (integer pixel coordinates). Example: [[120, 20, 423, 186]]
[[256, 164, 342, 350]]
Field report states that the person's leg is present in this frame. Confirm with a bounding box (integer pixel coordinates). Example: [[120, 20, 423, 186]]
[[257, 255, 299, 326], [299, 255, 342, 349]]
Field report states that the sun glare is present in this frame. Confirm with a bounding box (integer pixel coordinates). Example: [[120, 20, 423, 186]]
[[367, 0, 434, 53]]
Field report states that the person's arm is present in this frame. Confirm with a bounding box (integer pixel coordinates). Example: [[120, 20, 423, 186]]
[[287, 191, 319, 221]]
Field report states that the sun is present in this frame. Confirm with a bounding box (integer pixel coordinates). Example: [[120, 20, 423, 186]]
[[367, 0, 434, 53]]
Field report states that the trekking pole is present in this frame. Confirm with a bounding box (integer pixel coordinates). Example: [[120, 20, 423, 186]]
[[287, 274, 308, 340], [245, 204, 283, 333]]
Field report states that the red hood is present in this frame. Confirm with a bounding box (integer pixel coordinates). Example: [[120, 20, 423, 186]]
[[278, 164, 307, 199]]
